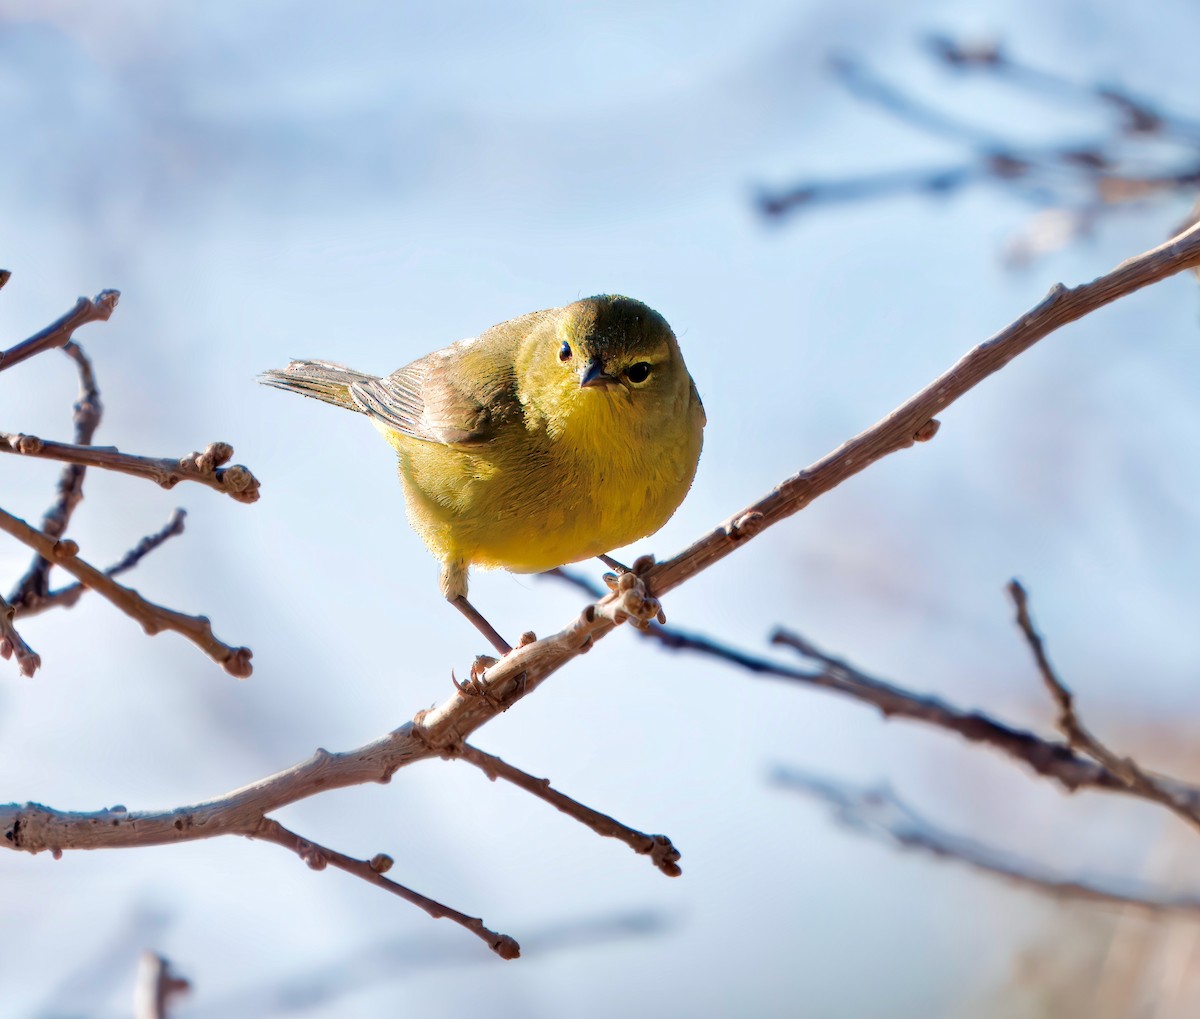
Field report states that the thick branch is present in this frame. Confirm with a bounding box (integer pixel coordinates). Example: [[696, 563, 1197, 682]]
[[0, 507, 252, 678], [642, 220, 1200, 602], [0, 289, 119, 372], [0, 436, 261, 504]]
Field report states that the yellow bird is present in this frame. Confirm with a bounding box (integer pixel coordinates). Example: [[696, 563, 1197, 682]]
[[260, 294, 705, 653]]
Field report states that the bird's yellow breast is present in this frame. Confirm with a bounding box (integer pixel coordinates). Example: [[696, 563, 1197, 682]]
[[380, 382, 703, 583]]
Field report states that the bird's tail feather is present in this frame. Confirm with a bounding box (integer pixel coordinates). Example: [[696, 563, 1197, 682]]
[[258, 359, 379, 413]]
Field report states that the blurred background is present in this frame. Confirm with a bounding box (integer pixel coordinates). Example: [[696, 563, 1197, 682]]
[[3, 1, 1200, 1015]]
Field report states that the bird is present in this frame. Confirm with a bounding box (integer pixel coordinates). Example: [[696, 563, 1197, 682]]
[[260, 294, 705, 654]]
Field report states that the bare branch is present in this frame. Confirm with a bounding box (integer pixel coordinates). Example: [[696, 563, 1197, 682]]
[[0, 435, 261, 504], [924, 34, 1200, 144], [454, 742, 682, 877], [133, 953, 190, 1019], [830, 51, 1017, 149], [1009, 580, 1200, 832], [0, 507, 252, 678], [758, 162, 986, 219], [640, 220, 1200, 605], [0, 593, 40, 677], [774, 770, 1200, 917], [14, 508, 188, 620], [0, 289, 119, 372], [8, 341, 103, 607], [772, 623, 1200, 816], [547, 568, 1200, 816], [763, 38, 1200, 240], [251, 817, 520, 960], [6, 224, 1200, 948]]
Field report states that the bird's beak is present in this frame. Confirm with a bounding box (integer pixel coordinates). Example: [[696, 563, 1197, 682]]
[[579, 359, 617, 389]]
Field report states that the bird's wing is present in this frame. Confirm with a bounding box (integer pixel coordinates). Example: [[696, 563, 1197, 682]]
[[348, 334, 522, 446]]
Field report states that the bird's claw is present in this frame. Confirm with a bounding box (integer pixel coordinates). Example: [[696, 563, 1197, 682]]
[[609, 568, 663, 629], [470, 653, 498, 690], [453, 654, 499, 698]]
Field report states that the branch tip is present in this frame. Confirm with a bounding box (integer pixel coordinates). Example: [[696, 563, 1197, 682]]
[[492, 935, 521, 960]]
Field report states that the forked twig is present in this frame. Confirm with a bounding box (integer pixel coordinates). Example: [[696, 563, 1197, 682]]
[[547, 567, 1200, 812], [1008, 580, 1200, 832], [0, 507, 252, 678], [14, 509, 188, 620], [0, 289, 119, 372]]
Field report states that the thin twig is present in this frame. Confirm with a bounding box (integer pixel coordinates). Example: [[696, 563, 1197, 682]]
[[1008, 580, 1200, 832], [0, 435, 261, 504], [0, 593, 40, 677], [251, 817, 520, 960], [830, 51, 1008, 147], [831, 51, 1113, 164], [0, 506, 252, 678], [925, 34, 1200, 144], [773, 769, 1200, 917], [455, 742, 682, 877], [14, 509, 188, 620], [0, 289, 119, 372], [133, 953, 190, 1019], [758, 163, 987, 218], [8, 341, 103, 607]]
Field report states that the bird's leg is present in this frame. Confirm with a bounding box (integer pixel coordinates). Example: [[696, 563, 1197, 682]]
[[451, 595, 513, 656]]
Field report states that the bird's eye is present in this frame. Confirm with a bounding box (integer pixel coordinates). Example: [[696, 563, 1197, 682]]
[[559, 341, 572, 362], [625, 362, 652, 384]]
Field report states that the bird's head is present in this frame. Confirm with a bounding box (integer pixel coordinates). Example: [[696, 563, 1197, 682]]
[[519, 295, 696, 442]]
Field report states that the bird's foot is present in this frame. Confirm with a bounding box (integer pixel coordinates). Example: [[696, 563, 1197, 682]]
[[608, 555, 666, 628], [453, 629, 536, 704], [452, 654, 498, 698]]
